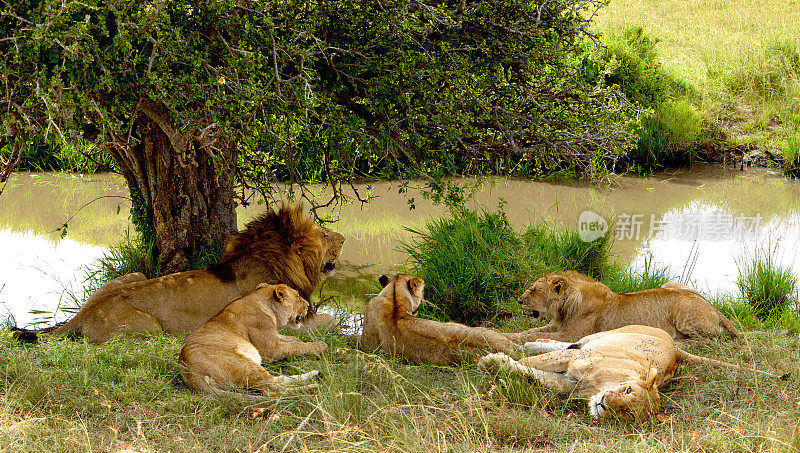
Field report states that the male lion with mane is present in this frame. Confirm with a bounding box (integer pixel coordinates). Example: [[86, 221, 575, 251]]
[[21, 204, 344, 343], [504, 271, 740, 343], [480, 325, 786, 420], [355, 274, 521, 365], [180, 283, 326, 397]]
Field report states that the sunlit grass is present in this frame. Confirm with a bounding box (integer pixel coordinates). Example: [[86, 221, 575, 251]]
[[595, 0, 800, 148], [1, 315, 798, 452]]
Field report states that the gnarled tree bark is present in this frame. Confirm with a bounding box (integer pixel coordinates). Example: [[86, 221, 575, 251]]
[[108, 103, 237, 274]]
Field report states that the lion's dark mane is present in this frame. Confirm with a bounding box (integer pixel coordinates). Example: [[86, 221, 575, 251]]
[[208, 204, 324, 300]]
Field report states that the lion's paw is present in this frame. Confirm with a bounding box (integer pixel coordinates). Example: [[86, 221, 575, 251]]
[[478, 352, 513, 372]]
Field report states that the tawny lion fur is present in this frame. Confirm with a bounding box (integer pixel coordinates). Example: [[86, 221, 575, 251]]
[[505, 271, 740, 343], [480, 325, 784, 420], [42, 204, 344, 343], [356, 274, 521, 366], [179, 283, 327, 396]]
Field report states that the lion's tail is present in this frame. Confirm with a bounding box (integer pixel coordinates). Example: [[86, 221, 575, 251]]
[[9, 320, 77, 343], [676, 349, 788, 380]]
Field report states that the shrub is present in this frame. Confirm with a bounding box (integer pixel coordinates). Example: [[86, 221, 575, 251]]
[[582, 26, 710, 172], [736, 248, 798, 320], [402, 208, 611, 325], [627, 99, 705, 172], [589, 26, 690, 109]]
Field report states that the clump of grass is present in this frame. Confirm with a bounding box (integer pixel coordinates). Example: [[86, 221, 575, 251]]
[[783, 132, 800, 177], [79, 231, 161, 306], [736, 247, 798, 320], [83, 230, 223, 301], [402, 207, 611, 325], [603, 257, 671, 294], [628, 99, 705, 172]]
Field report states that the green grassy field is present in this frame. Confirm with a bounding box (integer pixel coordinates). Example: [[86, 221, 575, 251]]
[[595, 0, 800, 155], [1, 316, 798, 452]]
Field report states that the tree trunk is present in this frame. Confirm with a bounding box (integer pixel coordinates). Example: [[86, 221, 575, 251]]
[[109, 104, 238, 274]]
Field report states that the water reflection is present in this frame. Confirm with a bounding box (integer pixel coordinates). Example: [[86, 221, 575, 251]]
[[0, 228, 106, 326], [632, 207, 800, 295]]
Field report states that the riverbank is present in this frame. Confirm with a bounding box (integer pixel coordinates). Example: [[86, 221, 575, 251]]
[[594, 0, 800, 174]]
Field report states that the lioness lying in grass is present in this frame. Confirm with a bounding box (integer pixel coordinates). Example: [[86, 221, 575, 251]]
[[179, 283, 327, 397], [480, 325, 787, 420], [506, 271, 741, 343], [355, 274, 521, 365]]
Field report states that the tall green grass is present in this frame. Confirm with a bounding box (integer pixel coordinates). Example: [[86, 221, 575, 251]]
[[83, 230, 223, 299], [629, 99, 705, 172], [725, 39, 800, 105], [602, 257, 671, 294], [83, 231, 160, 297], [402, 208, 612, 325], [783, 132, 800, 177], [0, 135, 114, 173], [736, 246, 798, 320]]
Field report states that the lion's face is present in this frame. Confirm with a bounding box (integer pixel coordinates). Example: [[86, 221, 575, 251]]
[[321, 228, 345, 276], [589, 374, 660, 419], [518, 274, 565, 320], [257, 283, 310, 327]]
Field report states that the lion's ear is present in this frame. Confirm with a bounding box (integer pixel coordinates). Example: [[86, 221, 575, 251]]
[[644, 367, 659, 389], [407, 277, 423, 293], [551, 276, 568, 295], [379, 275, 390, 287], [273, 287, 286, 302]]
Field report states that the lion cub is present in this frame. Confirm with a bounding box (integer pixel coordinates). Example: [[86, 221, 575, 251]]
[[356, 274, 521, 366], [179, 283, 328, 396]]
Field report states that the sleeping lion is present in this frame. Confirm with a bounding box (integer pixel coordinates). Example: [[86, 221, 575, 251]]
[[355, 274, 521, 366], [179, 283, 327, 397], [480, 325, 786, 419], [505, 271, 741, 343]]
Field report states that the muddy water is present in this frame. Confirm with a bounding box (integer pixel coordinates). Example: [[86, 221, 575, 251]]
[[1, 166, 799, 326]]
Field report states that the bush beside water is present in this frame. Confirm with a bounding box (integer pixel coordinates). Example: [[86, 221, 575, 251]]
[[783, 133, 800, 177], [737, 248, 798, 320], [584, 26, 716, 172], [401, 207, 676, 325], [0, 136, 114, 173]]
